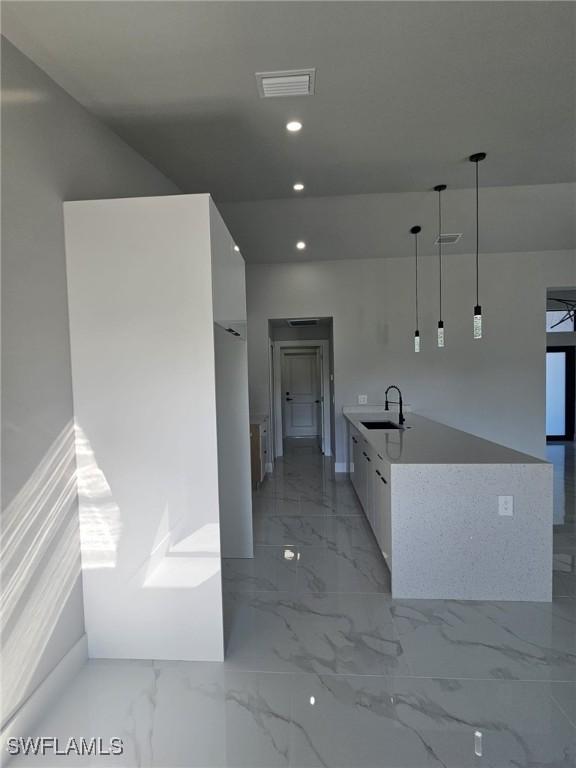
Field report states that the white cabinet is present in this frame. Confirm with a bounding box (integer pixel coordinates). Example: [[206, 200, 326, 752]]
[[348, 425, 392, 570], [64, 193, 252, 662], [210, 199, 246, 339]]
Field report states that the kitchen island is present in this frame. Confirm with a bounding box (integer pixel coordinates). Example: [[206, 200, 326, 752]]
[[344, 406, 552, 601]]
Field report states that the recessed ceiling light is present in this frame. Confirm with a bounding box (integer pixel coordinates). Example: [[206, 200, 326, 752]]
[[296, 241, 306, 250], [286, 121, 302, 133], [234, 245, 240, 252], [293, 183, 304, 191]]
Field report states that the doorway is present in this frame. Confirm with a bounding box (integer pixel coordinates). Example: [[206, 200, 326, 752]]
[[546, 346, 575, 441], [268, 318, 334, 459], [282, 347, 322, 439]]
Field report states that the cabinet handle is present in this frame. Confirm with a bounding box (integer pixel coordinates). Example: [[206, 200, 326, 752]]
[[352, 437, 358, 444], [362, 452, 371, 462], [377, 453, 384, 460], [375, 469, 382, 477], [380, 475, 387, 484]]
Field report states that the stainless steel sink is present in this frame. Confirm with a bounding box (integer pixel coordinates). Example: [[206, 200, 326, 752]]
[[360, 420, 403, 430]]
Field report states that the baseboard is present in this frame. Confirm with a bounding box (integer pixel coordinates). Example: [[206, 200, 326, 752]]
[[1, 634, 88, 754]]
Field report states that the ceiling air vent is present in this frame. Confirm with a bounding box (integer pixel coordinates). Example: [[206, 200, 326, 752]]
[[435, 233, 462, 245], [255, 69, 316, 98], [287, 318, 319, 327]]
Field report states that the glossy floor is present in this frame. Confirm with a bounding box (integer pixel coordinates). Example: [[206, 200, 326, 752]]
[[10, 439, 576, 767]]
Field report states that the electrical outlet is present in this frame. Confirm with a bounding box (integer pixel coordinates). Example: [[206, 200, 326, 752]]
[[498, 495, 514, 516], [358, 394, 368, 405]]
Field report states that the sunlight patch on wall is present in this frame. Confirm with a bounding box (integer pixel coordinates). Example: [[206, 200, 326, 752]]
[[0, 422, 80, 726], [75, 425, 122, 570]]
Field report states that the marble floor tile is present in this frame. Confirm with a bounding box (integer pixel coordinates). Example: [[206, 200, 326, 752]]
[[252, 515, 328, 546], [391, 599, 576, 681], [223, 546, 300, 593], [9, 661, 293, 767], [225, 591, 410, 676], [296, 544, 390, 594], [320, 515, 377, 550], [252, 513, 376, 551], [252, 496, 302, 516], [149, 663, 292, 767], [8, 660, 155, 767], [289, 674, 576, 768], [299, 494, 363, 517], [551, 683, 576, 728]]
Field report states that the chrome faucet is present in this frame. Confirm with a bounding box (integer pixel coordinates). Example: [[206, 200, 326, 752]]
[[384, 385, 405, 425]]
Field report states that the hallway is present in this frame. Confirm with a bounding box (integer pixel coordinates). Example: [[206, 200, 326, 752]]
[[10, 440, 576, 767]]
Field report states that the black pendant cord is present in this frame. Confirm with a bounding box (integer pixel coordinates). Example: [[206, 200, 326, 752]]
[[475, 159, 479, 308], [415, 233, 419, 330], [434, 184, 447, 325], [410, 225, 421, 331], [439, 191, 442, 321], [469, 153, 486, 311]]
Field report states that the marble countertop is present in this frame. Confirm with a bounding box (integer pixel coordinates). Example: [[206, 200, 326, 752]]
[[344, 407, 546, 465]]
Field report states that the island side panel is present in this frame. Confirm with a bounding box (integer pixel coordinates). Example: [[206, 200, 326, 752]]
[[391, 463, 552, 601]]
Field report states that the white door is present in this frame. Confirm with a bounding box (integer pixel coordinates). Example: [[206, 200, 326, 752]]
[[282, 350, 321, 438]]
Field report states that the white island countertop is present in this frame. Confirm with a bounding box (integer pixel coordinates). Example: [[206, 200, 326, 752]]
[[343, 406, 552, 601], [344, 408, 545, 465]]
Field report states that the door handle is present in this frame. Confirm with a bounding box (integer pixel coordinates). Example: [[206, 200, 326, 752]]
[[286, 397, 293, 401]]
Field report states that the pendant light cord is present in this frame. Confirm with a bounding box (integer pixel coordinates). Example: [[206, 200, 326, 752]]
[[415, 232, 419, 330], [438, 188, 443, 322], [475, 160, 479, 308]]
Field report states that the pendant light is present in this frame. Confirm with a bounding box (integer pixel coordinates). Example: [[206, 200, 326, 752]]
[[469, 152, 486, 339], [410, 225, 421, 352], [434, 184, 447, 347]]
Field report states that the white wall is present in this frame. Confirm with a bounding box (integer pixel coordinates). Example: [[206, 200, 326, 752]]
[[1, 40, 178, 724], [246, 250, 576, 466]]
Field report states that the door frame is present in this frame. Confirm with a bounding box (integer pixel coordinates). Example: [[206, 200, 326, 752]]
[[546, 345, 575, 441], [272, 339, 331, 458]]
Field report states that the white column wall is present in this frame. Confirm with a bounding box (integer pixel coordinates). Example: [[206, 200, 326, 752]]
[[64, 194, 224, 660]]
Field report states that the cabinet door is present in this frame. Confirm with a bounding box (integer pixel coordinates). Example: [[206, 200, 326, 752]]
[[351, 431, 361, 494], [364, 447, 375, 530], [259, 424, 266, 482], [250, 425, 262, 490], [374, 465, 391, 564], [261, 422, 269, 474], [210, 200, 247, 338]]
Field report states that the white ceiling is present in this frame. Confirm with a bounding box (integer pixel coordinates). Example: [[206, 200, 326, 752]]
[[221, 183, 575, 262], [3, 1, 575, 262]]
